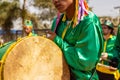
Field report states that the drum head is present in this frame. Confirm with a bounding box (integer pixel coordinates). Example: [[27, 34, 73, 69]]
[[2, 36, 70, 80]]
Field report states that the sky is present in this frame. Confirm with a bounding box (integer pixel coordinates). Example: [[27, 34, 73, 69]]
[[88, 0, 120, 17]]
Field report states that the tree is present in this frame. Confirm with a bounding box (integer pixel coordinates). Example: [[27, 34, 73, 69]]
[[0, 0, 36, 42], [0, 0, 57, 42], [33, 0, 57, 21], [0, 1, 22, 41]]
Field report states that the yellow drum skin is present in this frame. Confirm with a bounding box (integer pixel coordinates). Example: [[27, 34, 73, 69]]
[[0, 36, 70, 80]]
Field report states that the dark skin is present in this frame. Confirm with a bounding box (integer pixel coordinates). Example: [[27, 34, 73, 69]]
[[47, 0, 75, 40], [46, 30, 56, 40], [24, 26, 32, 36]]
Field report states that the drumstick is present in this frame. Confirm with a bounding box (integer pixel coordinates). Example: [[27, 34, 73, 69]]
[[100, 58, 118, 68]]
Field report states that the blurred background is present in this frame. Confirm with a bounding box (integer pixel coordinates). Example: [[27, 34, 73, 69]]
[[0, 0, 120, 44]]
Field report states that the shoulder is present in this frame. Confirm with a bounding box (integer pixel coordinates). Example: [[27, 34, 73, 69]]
[[112, 35, 117, 39], [79, 11, 101, 28], [83, 11, 99, 23], [51, 14, 64, 31]]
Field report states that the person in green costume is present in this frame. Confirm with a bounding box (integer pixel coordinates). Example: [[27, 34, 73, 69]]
[[114, 24, 120, 59], [96, 20, 118, 80], [112, 24, 120, 80], [100, 20, 116, 64], [24, 19, 37, 36], [46, 0, 103, 79], [106, 24, 120, 60]]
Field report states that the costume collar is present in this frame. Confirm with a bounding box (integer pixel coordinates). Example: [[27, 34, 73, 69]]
[[28, 32, 33, 36], [109, 35, 113, 39]]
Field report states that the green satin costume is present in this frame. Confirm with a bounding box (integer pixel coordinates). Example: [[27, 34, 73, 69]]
[[113, 26, 120, 71], [102, 35, 116, 65], [51, 12, 103, 80], [114, 26, 120, 57]]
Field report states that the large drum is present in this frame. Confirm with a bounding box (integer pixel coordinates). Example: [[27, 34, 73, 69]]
[[96, 63, 119, 80], [0, 36, 70, 80]]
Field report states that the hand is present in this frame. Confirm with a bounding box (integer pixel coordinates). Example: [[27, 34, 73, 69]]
[[101, 52, 108, 61], [109, 66, 117, 71], [46, 30, 56, 40]]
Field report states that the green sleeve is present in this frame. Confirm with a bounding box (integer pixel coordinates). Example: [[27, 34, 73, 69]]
[[53, 22, 103, 71], [113, 27, 120, 59]]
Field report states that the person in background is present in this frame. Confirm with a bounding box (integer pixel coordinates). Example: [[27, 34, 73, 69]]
[[96, 20, 119, 80], [112, 24, 120, 80], [24, 19, 37, 36], [100, 20, 116, 63], [46, 0, 103, 79]]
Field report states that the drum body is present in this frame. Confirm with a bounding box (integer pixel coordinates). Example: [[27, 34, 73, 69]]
[[0, 36, 70, 80], [0, 40, 15, 60], [96, 63, 119, 80]]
